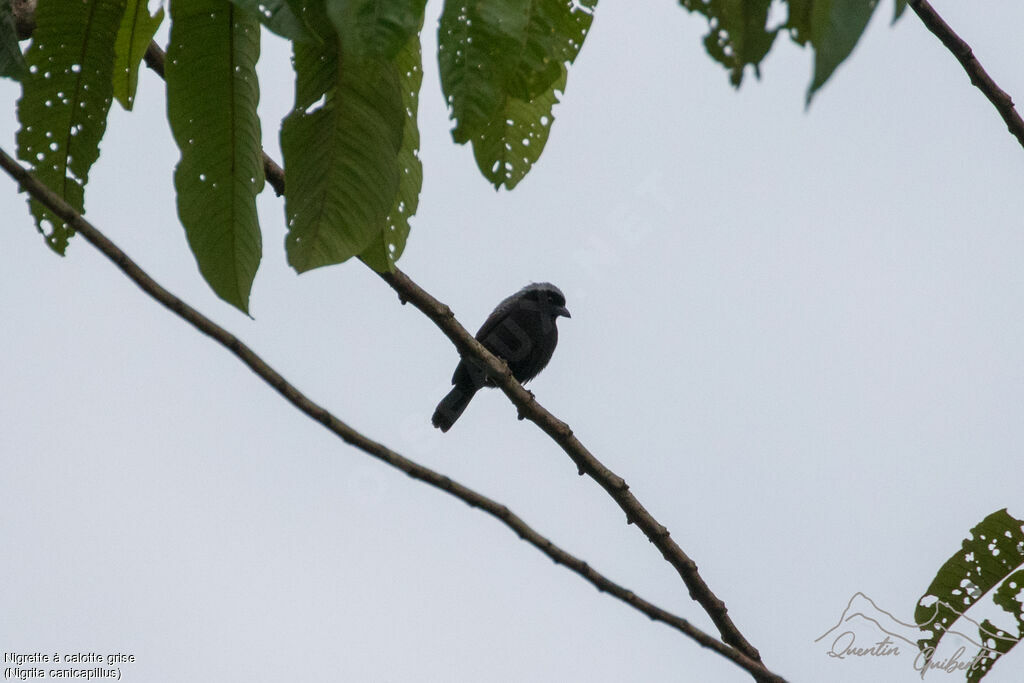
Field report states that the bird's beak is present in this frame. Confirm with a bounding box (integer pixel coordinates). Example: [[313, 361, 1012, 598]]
[[556, 306, 571, 319]]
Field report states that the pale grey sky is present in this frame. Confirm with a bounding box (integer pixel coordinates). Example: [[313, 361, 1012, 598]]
[[3, 1, 1023, 681]]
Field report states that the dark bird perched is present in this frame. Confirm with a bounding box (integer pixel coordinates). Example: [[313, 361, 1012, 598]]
[[432, 283, 570, 432]]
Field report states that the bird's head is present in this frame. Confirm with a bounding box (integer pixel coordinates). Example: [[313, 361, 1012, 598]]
[[520, 282, 571, 319]]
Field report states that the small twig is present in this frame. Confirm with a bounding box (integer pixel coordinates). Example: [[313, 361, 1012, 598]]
[[142, 40, 164, 77], [0, 147, 785, 683], [907, 0, 1024, 150]]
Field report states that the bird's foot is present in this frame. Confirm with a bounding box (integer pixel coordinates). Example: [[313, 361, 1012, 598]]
[[516, 390, 536, 420]]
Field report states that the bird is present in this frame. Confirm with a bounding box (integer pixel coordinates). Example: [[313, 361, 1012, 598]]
[[432, 282, 570, 432]]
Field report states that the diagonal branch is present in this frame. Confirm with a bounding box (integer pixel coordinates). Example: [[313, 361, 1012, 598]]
[[0, 147, 785, 683], [380, 268, 767, 666], [907, 0, 1024, 150]]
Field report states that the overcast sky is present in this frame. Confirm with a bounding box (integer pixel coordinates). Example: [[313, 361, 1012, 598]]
[[3, 1, 1024, 681]]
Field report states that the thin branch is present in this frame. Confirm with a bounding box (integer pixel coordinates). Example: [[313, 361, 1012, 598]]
[[380, 269, 767, 667], [142, 40, 165, 76], [137, 36, 766, 671], [907, 0, 1024, 150], [0, 147, 785, 683]]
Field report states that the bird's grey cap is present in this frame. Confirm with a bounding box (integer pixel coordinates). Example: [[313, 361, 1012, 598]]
[[519, 282, 565, 298]]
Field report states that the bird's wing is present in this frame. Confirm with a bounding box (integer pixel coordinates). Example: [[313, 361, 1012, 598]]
[[472, 292, 518, 345]]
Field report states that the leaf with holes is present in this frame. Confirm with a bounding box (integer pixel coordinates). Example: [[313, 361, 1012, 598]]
[[977, 568, 1024, 682], [679, 0, 778, 87], [0, 0, 26, 80], [15, 0, 126, 253], [360, 31, 423, 273], [438, 0, 595, 145], [914, 508, 1024, 683], [112, 0, 163, 110], [471, 66, 564, 190], [167, 0, 263, 313], [281, 33, 405, 273]]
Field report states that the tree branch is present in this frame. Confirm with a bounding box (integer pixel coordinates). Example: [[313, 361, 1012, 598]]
[[0, 147, 785, 683], [380, 269, 767, 667], [907, 0, 1024, 150]]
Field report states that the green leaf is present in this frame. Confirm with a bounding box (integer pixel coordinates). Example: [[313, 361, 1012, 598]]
[[229, 0, 313, 42], [281, 33, 405, 273], [0, 0, 26, 80], [167, 0, 263, 313], [326, 0, 427, 60], [471, 65, 564, 190], [438, 0, 596, 145], [679, 0, 778, 87], [15, 0, 126, 253], [892, 0, 907, 23], [359, 32, 423, 272], [915, 509, 1024, 682], [804, 0, 879, 104], [112, 0, 163, 110]]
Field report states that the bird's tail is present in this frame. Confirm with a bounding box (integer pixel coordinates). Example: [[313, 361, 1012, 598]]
[[432, 385, 477, 432]]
